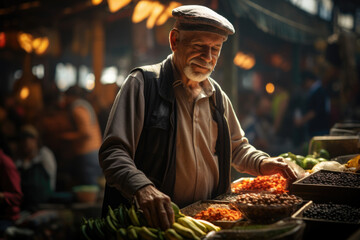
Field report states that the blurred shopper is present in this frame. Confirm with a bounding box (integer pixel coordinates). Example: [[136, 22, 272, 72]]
[[15, 125, 56, 211], [294, 71, 331, 139], [0, 96, 23, 159], [271, 76, 300, 154], [0, 143, 23, 237], [99, 5, 297, 230], [243, 94, 274, 152], [39, 83, 74, 191], [60, 86, 103, 187], [272, 77, 291, 139]]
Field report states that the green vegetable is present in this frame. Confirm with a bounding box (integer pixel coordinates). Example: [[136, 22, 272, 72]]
[[317, 157, 328, 162], [279, 153, 289, 158], [295, 155, 305, 168], [303, 157, 319, 170], [287, 152, 297, 160], [319, 149, 330, 160]]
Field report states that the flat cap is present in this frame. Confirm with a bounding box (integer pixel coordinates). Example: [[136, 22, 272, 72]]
[[172, 5, 235, 37]]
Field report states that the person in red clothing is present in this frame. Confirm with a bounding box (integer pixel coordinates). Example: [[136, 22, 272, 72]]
[[0, 147, 23, 237]]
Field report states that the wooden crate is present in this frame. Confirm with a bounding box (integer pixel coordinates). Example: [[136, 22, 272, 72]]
[[289, 170, 360, 205], [292, 201, 360, 239]]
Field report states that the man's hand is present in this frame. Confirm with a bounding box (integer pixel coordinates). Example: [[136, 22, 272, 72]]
[[135, 185, 174, 230], [260, 157, 298, 182]]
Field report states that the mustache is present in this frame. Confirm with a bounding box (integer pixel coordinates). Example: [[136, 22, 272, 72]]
[[190, 59, 213, 70]]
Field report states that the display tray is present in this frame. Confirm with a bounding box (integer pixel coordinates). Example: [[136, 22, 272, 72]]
[[292, 201, 360, 239], [289, 170, 360, 205], [203, 218, 306, 240], [180, 200, 245, 229]]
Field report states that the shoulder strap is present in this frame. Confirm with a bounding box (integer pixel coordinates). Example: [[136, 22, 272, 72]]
[[209, 82, 231, 197]]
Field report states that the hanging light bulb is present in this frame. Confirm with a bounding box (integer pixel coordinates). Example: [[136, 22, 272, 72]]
[[18, 32, 49, 55], [132, 1, 154, 23], [20, 86, 30, 100], [108, 0, 131, 13], [33, 37, 49, 55], [156, 1, 181, 26], [18, 33, 33, 53], [233, 51, 255, 70], [265, 82, 275, 94], [146, 2, 164, 29], [92, 0, 103, 5]]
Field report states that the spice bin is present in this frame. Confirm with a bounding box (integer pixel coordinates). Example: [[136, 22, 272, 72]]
[[292, 201, 360, 239], [290, 170, 360, 204]]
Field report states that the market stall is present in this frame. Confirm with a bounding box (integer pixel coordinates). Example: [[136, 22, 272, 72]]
[[75, 135, 359, 239]]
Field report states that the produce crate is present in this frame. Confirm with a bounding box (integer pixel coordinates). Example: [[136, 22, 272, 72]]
[[308, 135, 360, 158], [180, 200, 245, 229], [289, 170, 360, 205], [292, 201, 360, 240], [331, 154, 358, 164]]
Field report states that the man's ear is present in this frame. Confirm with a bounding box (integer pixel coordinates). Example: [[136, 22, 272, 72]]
[[169, 29, 180, 52]]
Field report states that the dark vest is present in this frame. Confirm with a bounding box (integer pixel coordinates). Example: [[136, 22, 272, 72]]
[[102, 56, 231, 216]]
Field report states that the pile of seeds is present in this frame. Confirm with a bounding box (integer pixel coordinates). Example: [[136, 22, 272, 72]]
[[236, 193, 302, 206], [301, 171, 360, 187], [303, 203, 360, 223]]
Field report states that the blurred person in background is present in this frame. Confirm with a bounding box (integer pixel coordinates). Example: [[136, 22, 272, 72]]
[[99, 5, 297, 230], [60, 86, 103, 187], [242, 94, 274, 153], [294, 71, 331, 139], [0, 95, 23, 159], [0, 138, 23, 237], [271, 76, 291, 140], [15, 125, 56, 211], [271, 75, 298, 154]]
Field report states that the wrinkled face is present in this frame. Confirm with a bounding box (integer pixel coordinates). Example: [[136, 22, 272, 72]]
[[171, 30, 224, 82]]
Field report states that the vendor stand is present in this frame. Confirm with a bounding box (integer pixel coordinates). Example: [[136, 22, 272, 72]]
[[179, 134, 360, 239], [74, 134, 360, 240]]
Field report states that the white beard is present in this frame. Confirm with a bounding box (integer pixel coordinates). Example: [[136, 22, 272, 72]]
[[183, 59, 213, 82]]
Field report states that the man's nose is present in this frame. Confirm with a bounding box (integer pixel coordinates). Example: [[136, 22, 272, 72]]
[[201, 47, 212, 62]]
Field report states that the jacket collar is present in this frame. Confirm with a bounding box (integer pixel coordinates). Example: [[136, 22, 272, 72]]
[[158, 54, 176, 103]]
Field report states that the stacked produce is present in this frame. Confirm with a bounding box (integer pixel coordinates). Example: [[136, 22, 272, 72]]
[[279, 149, 330, 170], [80, 202, 221, 240], [231, 174, 288, 194]]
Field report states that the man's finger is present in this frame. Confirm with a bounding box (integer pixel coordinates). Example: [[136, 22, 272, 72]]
[[148, 204, 160, 228], [156, 202, 171, 230], [142, 208, 153, 227], [165, 202, 175, 224], [282, 166, 297, 181]]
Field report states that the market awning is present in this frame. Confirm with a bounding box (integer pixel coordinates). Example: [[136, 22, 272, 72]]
[[229, 0, 332, 44]]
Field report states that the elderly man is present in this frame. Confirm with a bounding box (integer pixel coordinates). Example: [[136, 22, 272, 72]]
[[99, 5, 297, 230]]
